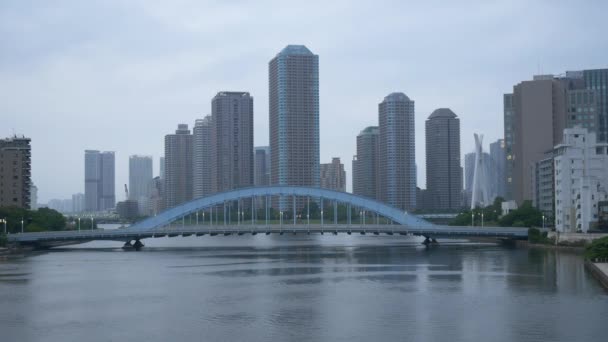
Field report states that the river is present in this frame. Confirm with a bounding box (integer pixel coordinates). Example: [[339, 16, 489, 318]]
[[0, 229, 606, 342]]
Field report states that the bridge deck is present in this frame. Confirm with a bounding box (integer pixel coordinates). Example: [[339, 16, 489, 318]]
[[8, 224, 528, 245]]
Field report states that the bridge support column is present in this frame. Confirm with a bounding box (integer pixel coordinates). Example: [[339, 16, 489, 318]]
[[347, 204, 351, 225], [320, 197, 324, 226], [133, 239, 144, 250], [334, 200, 337, 225], [307, 196, 310, 225], [252, 196, 255, 225], [422, 236, 439, 245], [265, 196, 269, 227]]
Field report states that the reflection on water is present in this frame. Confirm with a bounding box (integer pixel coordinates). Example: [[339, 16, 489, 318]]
[[0, 236, 606, 342]]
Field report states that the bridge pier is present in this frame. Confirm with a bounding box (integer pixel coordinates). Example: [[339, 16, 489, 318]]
[[123, 239, 144, 251], [422, 236, 439, 246]]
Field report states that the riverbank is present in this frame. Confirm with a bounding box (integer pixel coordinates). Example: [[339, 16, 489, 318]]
[[585, 261, 608, 289]]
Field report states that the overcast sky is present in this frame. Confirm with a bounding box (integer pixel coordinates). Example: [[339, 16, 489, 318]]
[[2, 0, 608, 203]]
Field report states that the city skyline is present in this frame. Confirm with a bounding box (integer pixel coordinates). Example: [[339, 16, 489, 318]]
[[2, 2, 608, 202]]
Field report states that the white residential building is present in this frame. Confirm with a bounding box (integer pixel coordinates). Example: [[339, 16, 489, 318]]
[[554, 128, 608, 233]]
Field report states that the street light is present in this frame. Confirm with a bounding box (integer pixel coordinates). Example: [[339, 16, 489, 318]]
[[481, 212, 484, 228], [471, 212, 474, 226], [78, 217, 81, 232], [21, 218, 24, 233], [90, 217, 94, 231], [1, 218, 6, 234], [542, 215, 546, 229], [280, 211, 283, 227]]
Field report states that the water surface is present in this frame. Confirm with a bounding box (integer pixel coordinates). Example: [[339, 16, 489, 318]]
[[1, 234, 606, 342]]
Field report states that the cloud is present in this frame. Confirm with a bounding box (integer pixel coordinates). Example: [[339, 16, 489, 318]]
[[1, 0, 607, 202]]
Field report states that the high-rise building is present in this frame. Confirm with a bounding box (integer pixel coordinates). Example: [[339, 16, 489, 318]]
[[509, 76, 568, 205], [506, 70, 605, 206], [378, 92, 416, 211], [193, 116, 212, 199], [100, 152, 115, 210], [464, 152, 476, 194], [72, 193, 84, 213], [425, 108, 462, 210], [554, 127, 608, 232], [30, 183, 38, 210], [503, 93, 515, 201], [164, 124, 193, 209], [211, 92, 254, 193], [581, 69, 608, 142], [159, 156, 165, 179], [0, 136, 31, 209], [254, 146, 270, 186], [269, 45, 320, 208], [129, 155, 153, 200], [352, 126, 379, 199], [489, 139, 506, 199], [320, 157, 346, 192], [84, 150, 115, 212], [129, 155, 153, 214]]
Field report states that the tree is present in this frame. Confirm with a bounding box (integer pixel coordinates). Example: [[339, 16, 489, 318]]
[[498, 201, 542, 228], [585, 236, 608, 260]]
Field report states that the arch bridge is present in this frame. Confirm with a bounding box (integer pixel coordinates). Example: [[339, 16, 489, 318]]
[[128, 186, 433, 231], [8, 186, 529, 248]]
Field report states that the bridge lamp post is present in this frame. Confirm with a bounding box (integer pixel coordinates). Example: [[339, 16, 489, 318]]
[[78, 217, 81, 232], [91, 217, 94, 231], [21, 218, 24, 233], [320, 210, 324, 226], [280, 211, 283, 227], [202, 212, 205, 225], [481, 212, 484, 228], [196, 212, 199, 226], [471, 212, 474, 227], [542, 215, 545, 229]]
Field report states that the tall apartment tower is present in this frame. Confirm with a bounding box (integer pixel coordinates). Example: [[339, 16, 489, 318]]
[[352, 126, 379, 199], [503, 94, 515, 201], [508, 76, 568, 205], [489, 139, 506, 199], [159, 156, 165, 179], [464, 152, 476, 194], [193, 116, 212, 199], [84, 150, 115, 212], [269, 45, 320, 208], [320, 157, 346, 192], [581, 69, 608, 142], [99, 152, 115, 210], [164, 124, 193, 209], [378, 93, 416, 211], [425, 108, 462, 210], [211, 92, 254, 193], [254, 146, 270, 186], [0, 136, 31, 209], [129, 155, 153, 206]]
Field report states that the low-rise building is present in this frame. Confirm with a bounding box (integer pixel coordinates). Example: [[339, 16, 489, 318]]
[[554, 128, 608, 233]]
